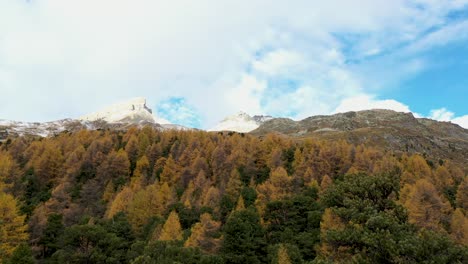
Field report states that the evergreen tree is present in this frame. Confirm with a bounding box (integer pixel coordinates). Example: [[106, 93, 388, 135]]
[[6, 243, 35, 264], [39, 213, 64, 258], [221, 209, 267, 264]]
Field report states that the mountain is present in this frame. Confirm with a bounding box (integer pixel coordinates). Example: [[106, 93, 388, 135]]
[[250, 109, 468, 165], [208, 111, 273, 133], [79, 97, 169, 124], [0, 97, 189, 140]]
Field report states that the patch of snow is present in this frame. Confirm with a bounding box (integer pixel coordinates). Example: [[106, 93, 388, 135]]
[[209, 111, 272, 133]]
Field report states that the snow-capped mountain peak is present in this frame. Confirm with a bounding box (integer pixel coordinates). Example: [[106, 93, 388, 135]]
[[79, 97, 169, 124], [208, 112, 273, 133], [0, 97, 191, 139]]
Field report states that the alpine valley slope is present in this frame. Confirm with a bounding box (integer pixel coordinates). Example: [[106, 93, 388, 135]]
[[0, 97, 189, 140]]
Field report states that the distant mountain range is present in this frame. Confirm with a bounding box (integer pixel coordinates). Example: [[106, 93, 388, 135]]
[[1, 98, 467, 165]]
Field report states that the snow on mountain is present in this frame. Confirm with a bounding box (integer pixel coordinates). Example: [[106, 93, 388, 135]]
[[0, 97, 193, 139], [208, 111, 273, 133], [0, 119, 81, 137], [79, 97, 170, 124]]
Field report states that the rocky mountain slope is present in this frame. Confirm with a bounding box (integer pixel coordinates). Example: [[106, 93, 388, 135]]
[[251, 109, 468, 164]]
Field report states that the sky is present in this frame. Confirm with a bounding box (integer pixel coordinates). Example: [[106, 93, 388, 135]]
[[0, 0, 468, 129]]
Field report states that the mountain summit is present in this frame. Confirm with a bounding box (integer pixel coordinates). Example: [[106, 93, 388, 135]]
[[208, 111, 273, 133], [79, 97, 169, 124]]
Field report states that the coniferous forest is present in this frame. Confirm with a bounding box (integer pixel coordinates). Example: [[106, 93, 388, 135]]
[[0, 127, 467, 263]]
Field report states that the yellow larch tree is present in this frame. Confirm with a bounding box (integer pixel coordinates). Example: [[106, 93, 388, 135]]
[[234, 195, 245, 212], [256, 167, 293, 216], [277, 244, 292, 264], [0, 153, 20, 192], [225, 169, 243, 200], [450, 208, 468, 245], [433, 165, 453, 191], [159, 156, 180, 185], [184, 213, 222, 254], [159, 211, 183, 241], [456, 177, 468, 211], [318, 208, 345, 259], [0, 192, 29, 262], [402, 154, 432, 184], [202, 186, 221, 211], [404, 179, 451, 231], [127, 184, 164, 232], [106, 186, 134, 218], [320, 175, 333, 193]]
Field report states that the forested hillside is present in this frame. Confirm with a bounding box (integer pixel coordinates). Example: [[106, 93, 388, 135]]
[[0, 127, 467, 263]]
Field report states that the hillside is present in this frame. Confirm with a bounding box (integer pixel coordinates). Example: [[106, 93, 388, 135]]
[[251, 109, 468, 166], [0, 128, 467, 263]]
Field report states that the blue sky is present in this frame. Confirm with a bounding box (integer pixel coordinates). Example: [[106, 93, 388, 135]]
[[0, 0, 467, 128]]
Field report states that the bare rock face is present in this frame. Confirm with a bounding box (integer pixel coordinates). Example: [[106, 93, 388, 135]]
[[251, 109, 468, 165]]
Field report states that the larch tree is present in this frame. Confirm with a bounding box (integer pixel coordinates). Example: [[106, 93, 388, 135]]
[[256, 167, 293, 216], [159, 156, 180, 185], [277, 244, 292, 264], [124, 135, 139, 170], [33, 142, 64, 186], [0, 153, 19, 192], [184, 213, 221, 254], [127, 184, 164, 232], [225, 169, 243, 200], [318, 208, 345, 258], [106, 186, 134, 218], [456, 177, 468, 211], [404, 179, 451, 231], [202, 186, 221, 211], [319, 174, 333, 193], [450, 208, 468, 245], [403, 154, 432, 184], [0, 191, 29, 262], [158, 211, 183, 241], [433, 165, 453, 190], [96, 149, 130, 184], [234, 195, 246, 212]]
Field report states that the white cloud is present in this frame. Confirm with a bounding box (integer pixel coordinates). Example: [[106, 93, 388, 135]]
[[428, 108, 468, 128], [452, 115, 468, 128], [429, 108, 455, 121], [225, 74, 266, 116], [333, 95, 412, 114], [0, 0, 467, 127], [252, 50, 304, 76]]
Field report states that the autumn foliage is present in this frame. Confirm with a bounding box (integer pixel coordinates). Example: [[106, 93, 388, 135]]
[[0, 127, 466, 263]]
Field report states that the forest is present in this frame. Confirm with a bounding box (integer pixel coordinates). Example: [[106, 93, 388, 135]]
[[0, 127, 467, 263]]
